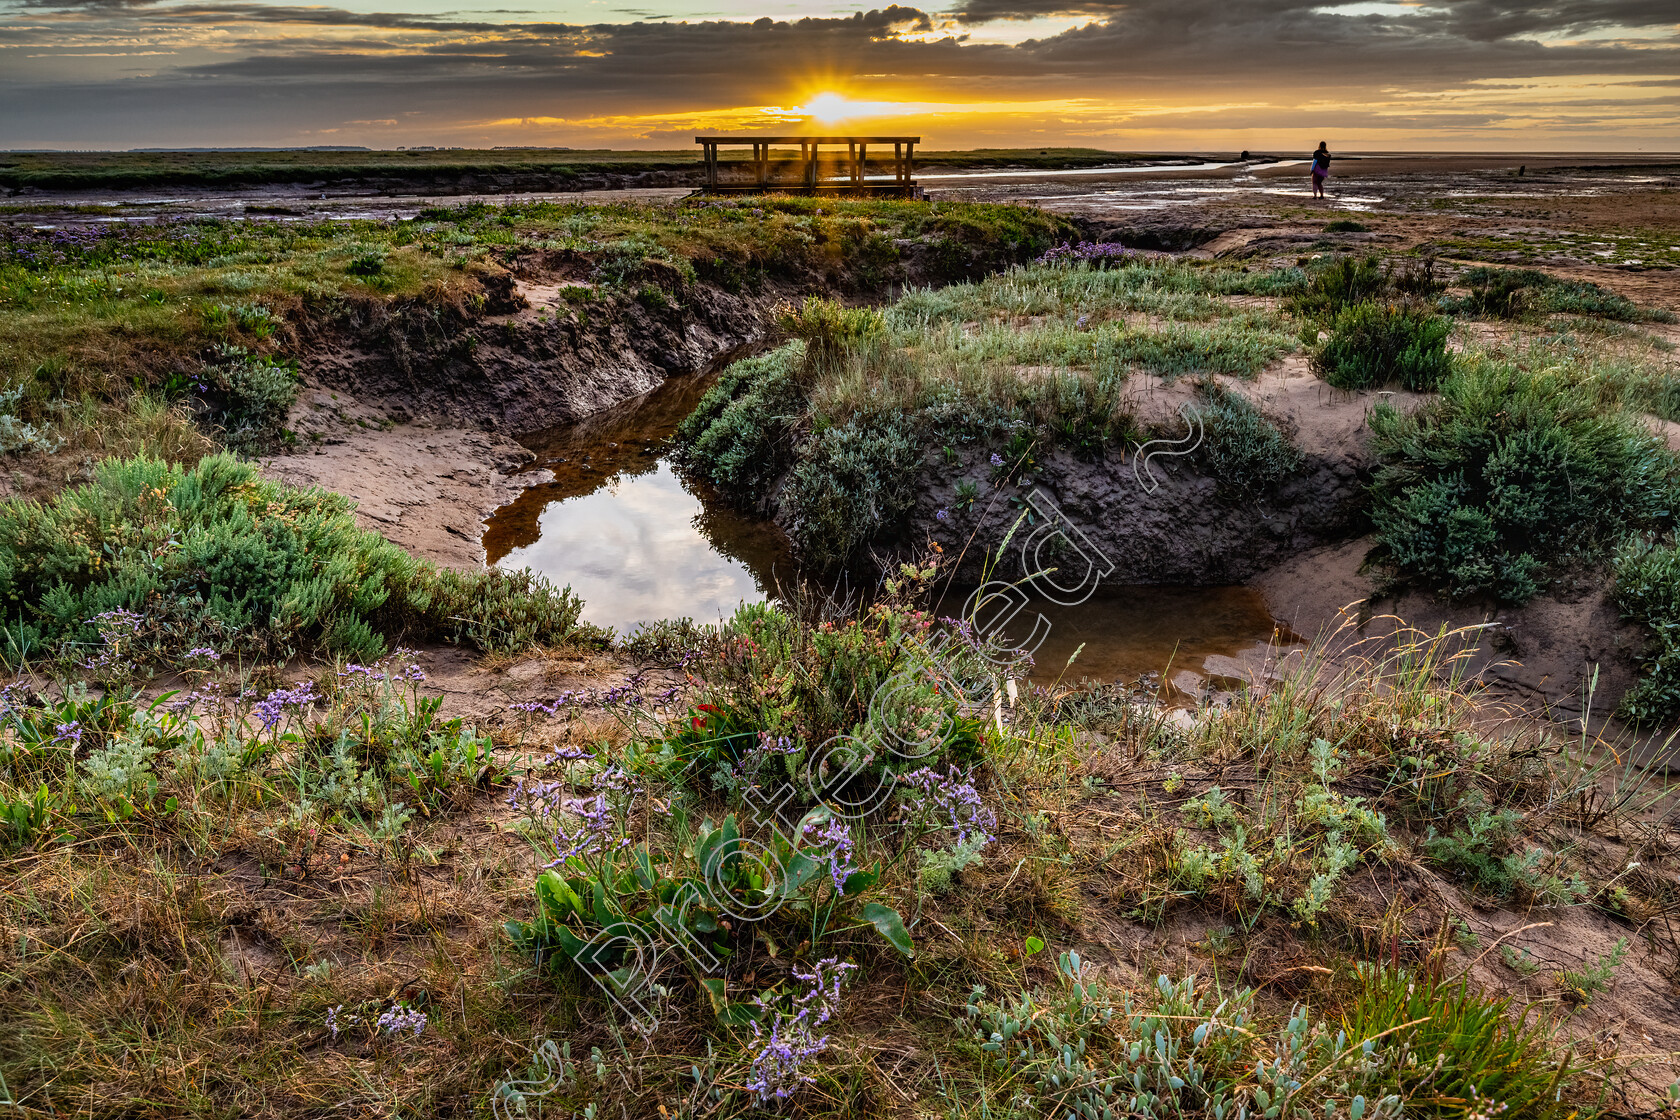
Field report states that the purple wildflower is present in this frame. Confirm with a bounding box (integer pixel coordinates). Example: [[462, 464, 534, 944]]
[[989, 453, 1004, 468], [755, 731, 798, 755], [375, 1002, 427, 1038], [253, 680, 317, 731], [803, 817, 857, 891], [339, 649, 425, 685], [936, 508, 949, 521], [325, 1004, 353, 1040], [184, 646, 220, 661], [53, 720, 81, 748], [91, 607, 143, 633], [506, 776, 566, 814], [745, 958, 857, 1102], [0, 683, 22, 721], [894, 765, 998, 847], [544, 770, 637, 866], [1035, 240, 1136, 267]]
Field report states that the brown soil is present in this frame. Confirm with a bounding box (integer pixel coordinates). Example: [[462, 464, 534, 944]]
[[1255, 538, 1652, 727], [260, 401, 539, 569], [260, 252, 780, 566]]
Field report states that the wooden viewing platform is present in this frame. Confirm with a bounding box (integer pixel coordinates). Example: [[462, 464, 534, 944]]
[[694, 135, 920, 197]]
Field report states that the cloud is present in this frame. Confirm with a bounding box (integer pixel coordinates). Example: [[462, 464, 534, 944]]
[[0, 0, 1674, 148]]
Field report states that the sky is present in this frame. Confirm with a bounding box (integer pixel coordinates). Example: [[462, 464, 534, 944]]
[[2, 0, 1677, 150]]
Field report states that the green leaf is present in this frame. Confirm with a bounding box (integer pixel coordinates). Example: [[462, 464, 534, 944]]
[[841, 866, 879, 897], [591, 879, 615, 928], [782, 851, 824, 897], [1024, 935, 1045, 956], [633, 847, 657, 891], [861, 902, 914, 957]]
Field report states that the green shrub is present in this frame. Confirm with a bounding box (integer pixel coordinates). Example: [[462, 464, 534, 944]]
[[785, 414, 921, 570], [1421, 806, 1552, 896], [1311, 301, 1453, 391], [1110, 320, 1291, 381], [1288, 254, 1391, 317], [1370, 359, 1678, 601], [776, 297, 886, 375], [672, 344, 806, 505], [0, 384, 62, 455], [0, 454, 596, 668], [1449, 266, 1652, 322], [345, 248, 386, 276], [1612, 535, 1680, 722], [1323, 219, 1370, 233], [1195, 381, 1302, 494], [198, 344, 299, 443]]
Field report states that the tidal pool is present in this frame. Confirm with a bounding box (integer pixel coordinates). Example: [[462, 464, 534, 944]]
[[483, 372, 1301, 684]]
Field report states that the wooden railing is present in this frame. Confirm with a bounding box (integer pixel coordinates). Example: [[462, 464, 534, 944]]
[[694, 135, 920, 195]]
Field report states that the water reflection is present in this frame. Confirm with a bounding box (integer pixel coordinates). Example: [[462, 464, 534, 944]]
[[937, 584, 1299, 688], [482, 373, 796, 634]]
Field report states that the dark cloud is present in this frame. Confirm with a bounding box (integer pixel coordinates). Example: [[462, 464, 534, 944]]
[[0, 0, 1674, 147]]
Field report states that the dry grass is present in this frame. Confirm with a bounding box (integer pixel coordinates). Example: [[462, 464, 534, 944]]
[[3, 610, 1678, 1118]]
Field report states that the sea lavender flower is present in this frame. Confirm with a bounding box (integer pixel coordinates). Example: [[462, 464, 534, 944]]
[[936, 508, 949, 521], [989, 453, 1004, 468], [52, 720, 81, 748], [376, 1002, 428, 1038], [745, 958, 857, 1102], [755, 731, 798, 755], [598, 672, 650, 707], [91, 607, 144, 633], [505, 776, 567, 815], [388, 648, 426, 682], [339, 663, 382, 681], [895, 765, 998, 847], [545, 783, 632, 866], [0, 683, 23, 722], [184, 646, 220, 661], [1034, 240, 1136, 266], [253, 680, 318, 731], [802, 817, 857, 890]]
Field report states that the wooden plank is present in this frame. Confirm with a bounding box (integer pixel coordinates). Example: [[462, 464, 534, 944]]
[[695, 135, 921, 144]]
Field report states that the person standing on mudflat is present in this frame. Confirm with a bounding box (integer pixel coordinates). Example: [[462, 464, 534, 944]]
[[1311, 141, 1331, 198]]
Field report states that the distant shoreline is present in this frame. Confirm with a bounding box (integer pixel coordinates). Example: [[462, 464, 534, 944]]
[[3, 147, 1677, 195]]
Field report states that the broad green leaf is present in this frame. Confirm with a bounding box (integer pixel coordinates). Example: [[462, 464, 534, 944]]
[[862, 902, 914, 957], [841, 866, 880, 897]]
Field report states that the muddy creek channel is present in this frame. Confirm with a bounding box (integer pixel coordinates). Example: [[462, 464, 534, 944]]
[[482, 372, 1302, 691]]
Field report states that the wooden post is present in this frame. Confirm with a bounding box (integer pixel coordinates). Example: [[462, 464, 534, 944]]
[[905, 140, 915, 191], [756, 143, 767, 187], [858, 143, 867, 186], [806, 142, 818, 189], [705, 142, 717, 187]]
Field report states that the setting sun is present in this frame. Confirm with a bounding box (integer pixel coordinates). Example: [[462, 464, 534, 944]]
[[798, 91, 892, 125]]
